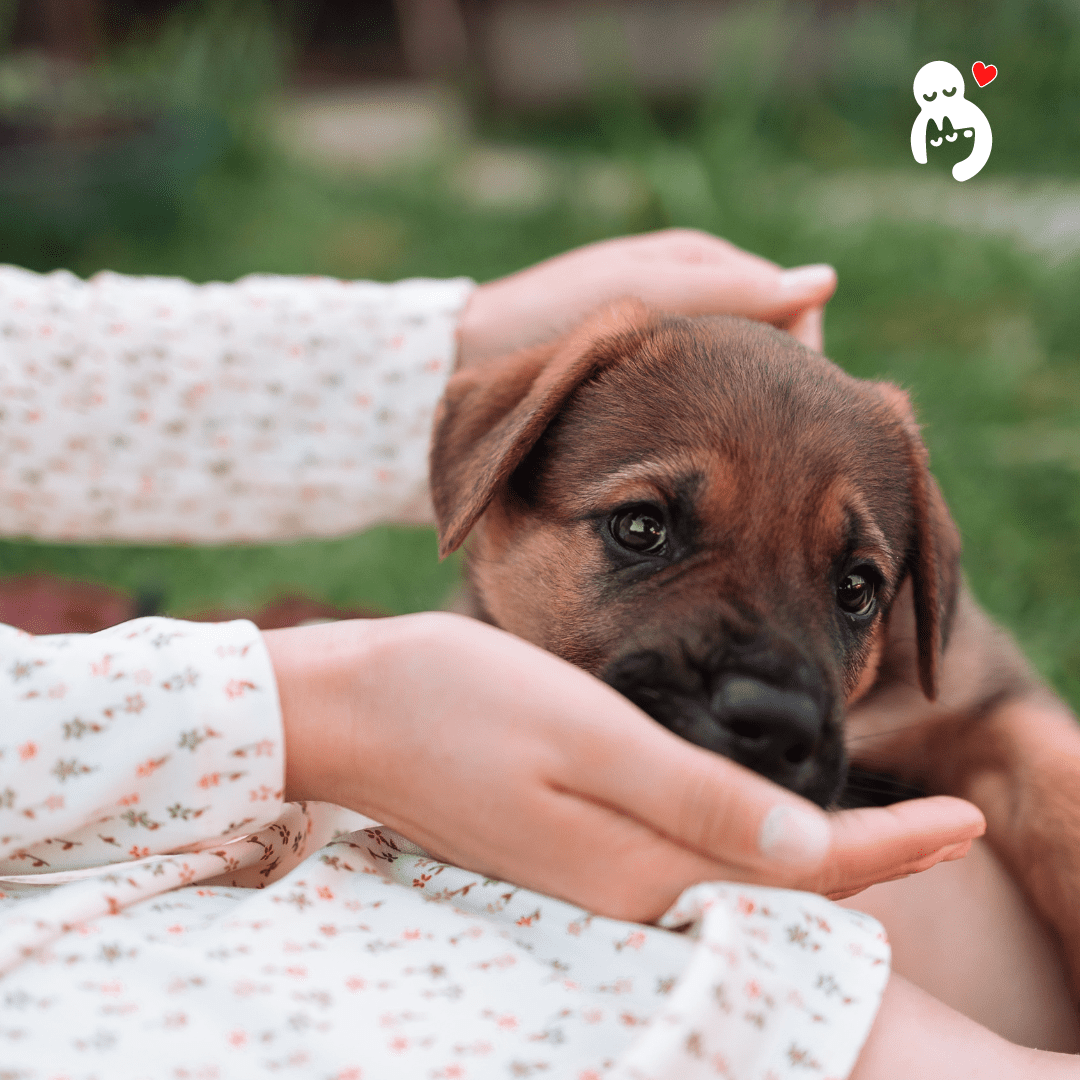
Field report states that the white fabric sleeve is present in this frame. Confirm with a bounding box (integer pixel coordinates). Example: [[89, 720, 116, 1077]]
[[623, 881, 891, 1080], [0, 267, 473, 543], [0, 616, 283, 873]]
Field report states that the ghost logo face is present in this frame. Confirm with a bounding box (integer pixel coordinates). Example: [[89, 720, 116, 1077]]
[[911, 60, 992, 182], [913, 60, 966, 107]]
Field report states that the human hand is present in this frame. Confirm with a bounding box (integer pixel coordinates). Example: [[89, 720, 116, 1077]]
[[455, 228, 837, 368], [268, 612, 984, 923]]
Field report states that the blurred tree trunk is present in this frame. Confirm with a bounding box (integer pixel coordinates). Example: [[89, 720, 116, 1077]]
[[13, 0, 102, 61], [392, 0, 469, 78]]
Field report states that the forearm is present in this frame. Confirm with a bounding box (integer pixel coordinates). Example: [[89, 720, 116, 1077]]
[[0, 617, 284, 872], [0, 266, 471, 543]]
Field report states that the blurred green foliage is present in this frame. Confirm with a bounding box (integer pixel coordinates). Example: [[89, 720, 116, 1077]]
[[0, 0, 1078, 707]]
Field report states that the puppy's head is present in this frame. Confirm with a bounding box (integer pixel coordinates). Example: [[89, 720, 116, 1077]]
[[431, 301, 960, 806]]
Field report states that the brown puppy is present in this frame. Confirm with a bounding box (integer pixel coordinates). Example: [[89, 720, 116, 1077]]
[[429, 301, 1080, 995]]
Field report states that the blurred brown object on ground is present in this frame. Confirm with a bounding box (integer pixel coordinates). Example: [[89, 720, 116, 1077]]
[[0, 575, 386, 635], [0, 574, 136, 634], [187, 596, 388, 629]]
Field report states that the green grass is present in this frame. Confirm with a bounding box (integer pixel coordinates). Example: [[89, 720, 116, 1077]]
[[0, 526, 462, 618], [1, 0, 1078, 709]]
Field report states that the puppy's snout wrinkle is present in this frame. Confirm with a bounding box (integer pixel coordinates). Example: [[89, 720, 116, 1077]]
[[712, 676, 824, 768]]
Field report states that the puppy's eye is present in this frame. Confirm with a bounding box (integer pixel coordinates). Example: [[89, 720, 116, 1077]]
[[942, 86, 956, 96], [946, 132, 958, 142], [611, 506, 667, 554], [923, 91, 938, 101], [930, 137, 943, 146], [837, 569, 878, 617]]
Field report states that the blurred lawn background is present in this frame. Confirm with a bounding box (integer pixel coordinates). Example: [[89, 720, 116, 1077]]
[[1, 0, 1078, 707]]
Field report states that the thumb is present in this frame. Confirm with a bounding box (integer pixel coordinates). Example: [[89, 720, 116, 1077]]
[[679, 261, 837, 325], [812, 796, 987, 900]]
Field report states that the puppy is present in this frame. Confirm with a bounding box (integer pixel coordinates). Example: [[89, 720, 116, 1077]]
[[432, 301, 971, 806], [429, 301, 1080, 995]]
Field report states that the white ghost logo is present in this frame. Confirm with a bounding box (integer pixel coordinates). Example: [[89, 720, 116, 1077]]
[[911, 60, 992, 182]]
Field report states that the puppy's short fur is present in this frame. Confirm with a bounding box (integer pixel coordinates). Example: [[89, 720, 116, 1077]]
[[429, 302, 1080, 991]]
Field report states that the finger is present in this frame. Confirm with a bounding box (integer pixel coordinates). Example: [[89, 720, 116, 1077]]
[[558, 711, 833, 876], [560, 705, 984, 896], [938, 838, 976, 862], [520, 788, 751, 922], [823, 839, 976, 902], [777, 303, 825, 351], [539, 670, 983, 898], [660, 262, 837, 324], [391, 781, 750, 924], [744, 264, 837, 321], [508, 789, 979, 922], [645, 229, 780, 272], [810, 796, 986, 898]]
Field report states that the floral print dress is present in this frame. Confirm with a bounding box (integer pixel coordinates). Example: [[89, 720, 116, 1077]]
[[0, 266, 891, 1080]]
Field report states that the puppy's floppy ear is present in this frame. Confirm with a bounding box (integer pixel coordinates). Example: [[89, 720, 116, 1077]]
[[876, 382, 962, 700], [430, 299, 658, 558]]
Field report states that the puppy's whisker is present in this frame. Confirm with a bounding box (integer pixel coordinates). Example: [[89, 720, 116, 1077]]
[[836, 770, 929, 808], [844, 715, 950, 745]]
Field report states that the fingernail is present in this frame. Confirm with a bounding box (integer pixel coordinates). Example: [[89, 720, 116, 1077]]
[[758, 805, 831, 864], [779, 264, 835, 294]]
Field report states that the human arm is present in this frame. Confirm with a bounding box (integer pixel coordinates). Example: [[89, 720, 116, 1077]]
[[268, 611, 985, 921], [0, 606, 979, 898], [0, 617, 284, 873], [0, 232, 832, 544], [0, 268, 472, 542]]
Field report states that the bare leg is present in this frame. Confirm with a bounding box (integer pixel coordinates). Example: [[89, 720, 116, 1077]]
[[840, 837, 1079, 1052], [850, 974, 1080, 1079]]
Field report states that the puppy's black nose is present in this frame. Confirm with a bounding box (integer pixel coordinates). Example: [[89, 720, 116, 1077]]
[[600, 645, 844, 806], [711, 675, 824, 769]]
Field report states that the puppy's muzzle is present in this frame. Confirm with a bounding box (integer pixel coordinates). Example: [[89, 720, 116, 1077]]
[[713, 675, 823, 769], [602, 643, 845, 807]]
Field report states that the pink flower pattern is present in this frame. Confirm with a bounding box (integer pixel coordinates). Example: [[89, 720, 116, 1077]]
[[0, 267, 472, 543], [0, 268, 892, 1078]]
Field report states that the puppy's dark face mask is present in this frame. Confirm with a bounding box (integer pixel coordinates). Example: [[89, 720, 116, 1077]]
[[430, 306, 960, 808]]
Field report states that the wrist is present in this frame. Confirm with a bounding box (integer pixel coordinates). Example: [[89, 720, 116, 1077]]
[[263, 620, 379, 808], [455, 280, 504, 371], [455, 270, 568, 371]]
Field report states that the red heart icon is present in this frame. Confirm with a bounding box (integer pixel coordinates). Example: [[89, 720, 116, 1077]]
[[972, 61, 997, 87]]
